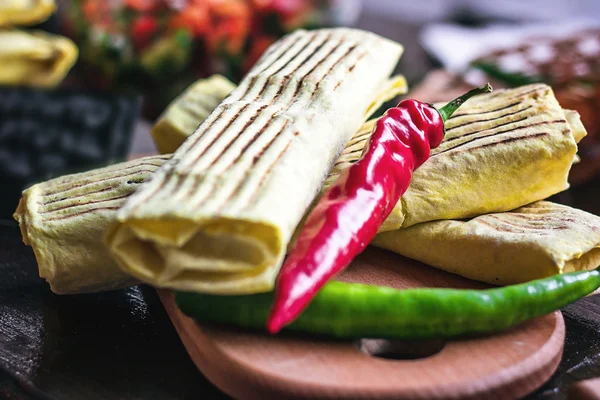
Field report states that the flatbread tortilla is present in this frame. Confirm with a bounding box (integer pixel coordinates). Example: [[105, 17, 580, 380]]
[[14, 155, 170, 294], [373, 201, 600, 285], [0, 29, 77, 87], [327, 84, 585, 231], [0, 0, 55, 26]]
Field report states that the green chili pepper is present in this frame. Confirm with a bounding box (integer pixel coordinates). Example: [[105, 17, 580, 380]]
[[471, 61, 544, 87], [176, 267, 600, 340]]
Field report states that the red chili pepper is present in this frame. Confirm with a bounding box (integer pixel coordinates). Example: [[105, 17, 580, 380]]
[[267, 84, 493, 334]]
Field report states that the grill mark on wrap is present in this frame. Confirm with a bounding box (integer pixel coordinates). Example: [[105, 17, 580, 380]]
[[40, 193, 132, 215], [274, 34, 332, 101], [255, 35, 316, 100], [128, 33, 368, 217], [234, 33, 303, 100], [217, 121, 290, 212], [336, 119, 567, 166], [145, 36, 346, 212], [181, 35, 339, 174], [309, 43, 359, 104], [333, 51, 367, 91], [181, 104, 251, 172], [440, 132, 550, 155], [483, 215, 569, 231], [504, 86, 547, 102], [243, 138, 294, 211], [287, 38, 344, 103], [220, 106, 273, 171], [507, 213, 573, 227], [435, 120, 564, 155], [179, 37, 350, 208], [482, 85, 546, 102], [449, 102, 521, 119], [175, 107, 226, 159], [42, 166, 162, 197], [445, 105, 533, 132], [442, 119, 567, 144], [335, 92, 538, 163], [45, 206, 123, 222], [180, 109, 275, 208], [127, 167, 176, 214], [41, 184, 125, 208], [174, 35, 341, 204], [477, 219, 534, 233], [333, 148, 364, 166], [346, 127, 375, 147]]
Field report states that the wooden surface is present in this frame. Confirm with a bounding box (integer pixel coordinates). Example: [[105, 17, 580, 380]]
[[160, 248, 565, 400], [570, 378, 600, 400]]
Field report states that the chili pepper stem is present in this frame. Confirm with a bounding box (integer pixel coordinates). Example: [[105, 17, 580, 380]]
[[437, 83, 493, 122]]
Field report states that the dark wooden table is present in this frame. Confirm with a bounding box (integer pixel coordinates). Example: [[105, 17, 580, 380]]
[[2, 11, 600, 400]]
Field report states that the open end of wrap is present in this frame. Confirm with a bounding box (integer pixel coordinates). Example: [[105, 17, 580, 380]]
[[106, 218, 284, 294]]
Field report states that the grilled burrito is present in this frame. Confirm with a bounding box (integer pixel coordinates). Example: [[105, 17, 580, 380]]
[[0, 30, 78, 87], [327, 83, 586, 231], [106, 28, 404, 294], [14, 155, 171, 294], [373, 201, 600, 285], [0, 0, 55, 26]]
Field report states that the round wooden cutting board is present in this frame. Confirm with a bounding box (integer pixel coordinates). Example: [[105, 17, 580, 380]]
[[159, 247, 565, 400]]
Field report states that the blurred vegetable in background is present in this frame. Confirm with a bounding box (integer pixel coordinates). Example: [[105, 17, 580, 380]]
[[62, 0, 358, 117]]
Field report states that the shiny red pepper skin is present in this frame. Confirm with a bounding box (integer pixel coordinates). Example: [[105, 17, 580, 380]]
[[267, 83, 492, 333], [267, 100, 445, 333]]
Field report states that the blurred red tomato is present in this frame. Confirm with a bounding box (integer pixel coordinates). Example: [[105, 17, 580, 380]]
[[131, 15, 158, 50]]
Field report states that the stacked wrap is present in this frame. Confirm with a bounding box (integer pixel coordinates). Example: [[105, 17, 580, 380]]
[[373, 201, 600, 285], [327, 84, 585, 230]]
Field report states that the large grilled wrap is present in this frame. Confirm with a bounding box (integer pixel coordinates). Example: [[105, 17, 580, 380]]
[[106, 28, 404, 294], [373, 201, 600, 285]]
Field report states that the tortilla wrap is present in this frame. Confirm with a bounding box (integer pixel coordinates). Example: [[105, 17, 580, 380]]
[[14, 155, 170, 294], [0, 0, 55, 26], [373, 201, 600, 285], [327, 84, 585, 231], [0, 29, 77, 87], [106, 28, 404, 294]]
